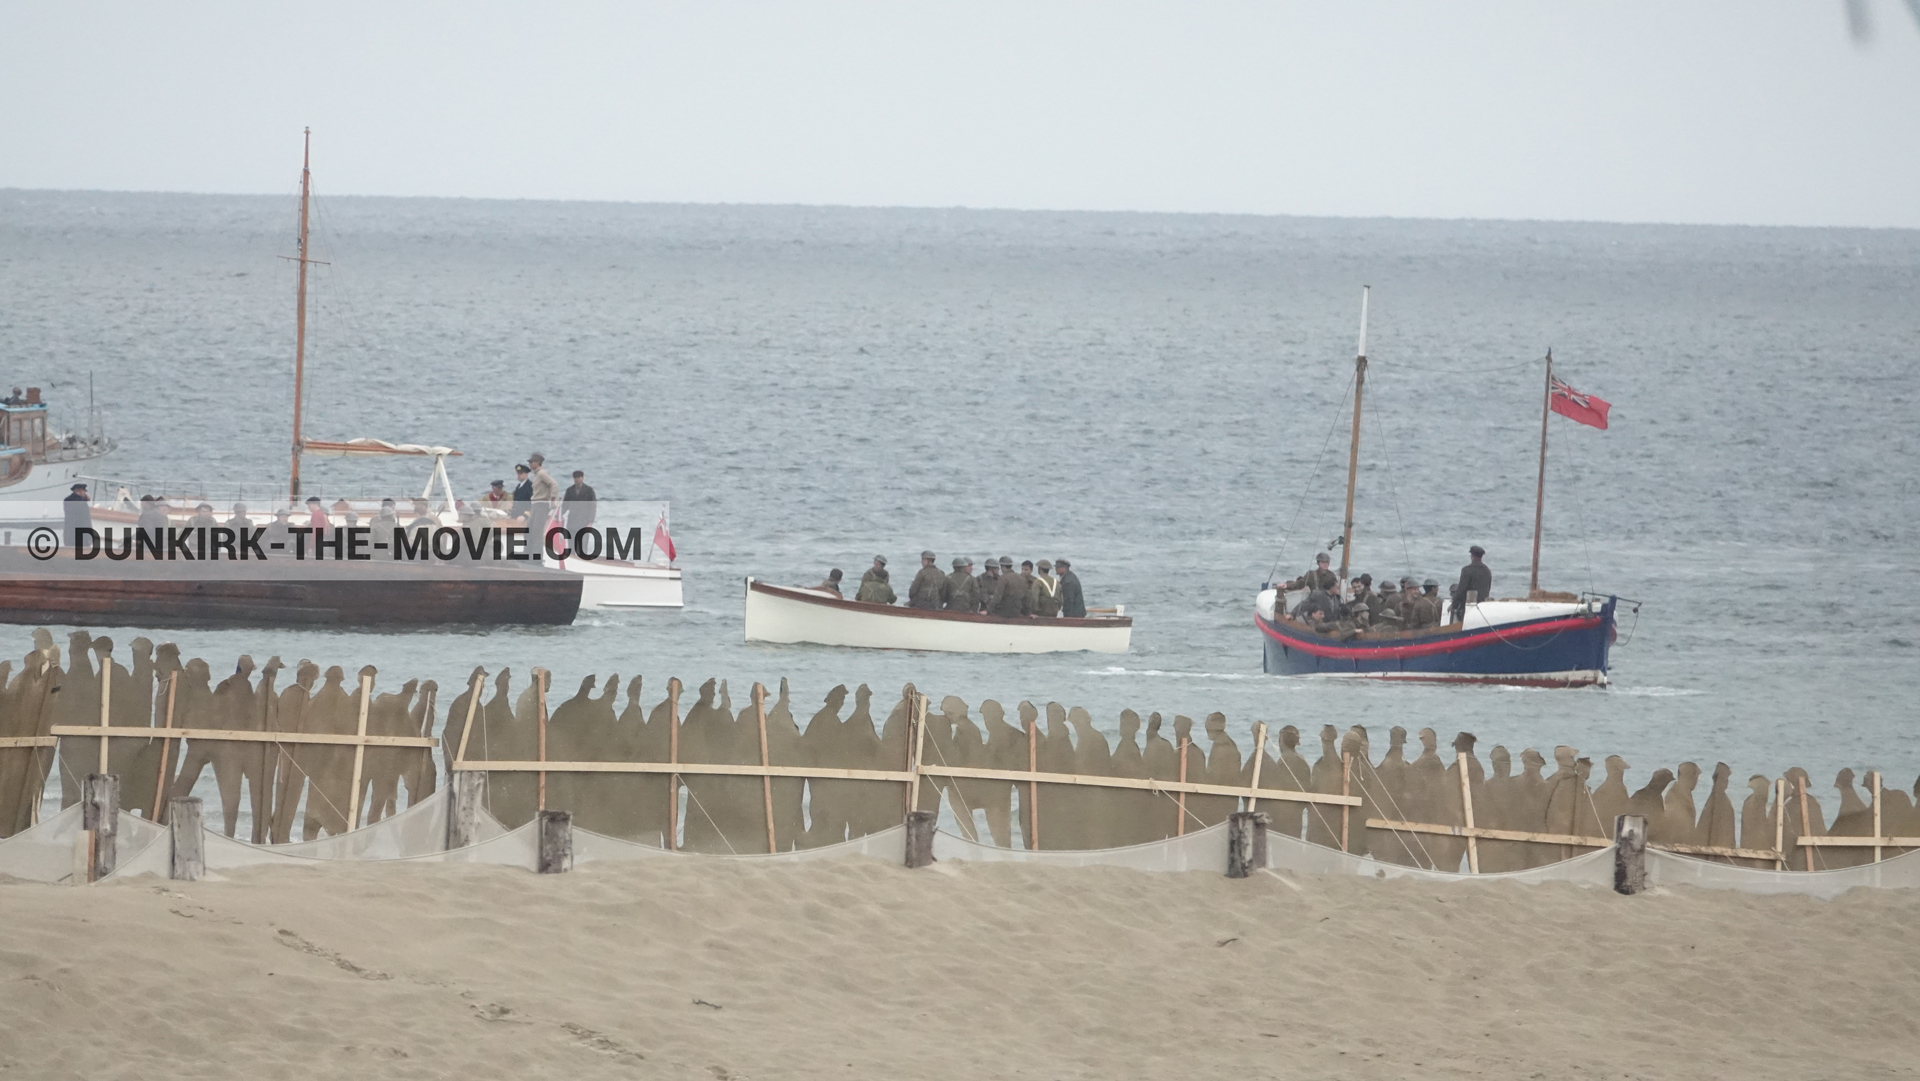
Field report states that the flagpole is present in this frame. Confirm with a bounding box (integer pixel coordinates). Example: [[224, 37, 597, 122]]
[[1528, 349, 1552, 598]]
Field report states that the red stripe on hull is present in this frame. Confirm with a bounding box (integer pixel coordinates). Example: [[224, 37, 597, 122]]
[[1256, 613, 1603, 660]]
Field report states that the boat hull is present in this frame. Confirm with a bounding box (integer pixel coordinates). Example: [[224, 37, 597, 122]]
[[1257, 597, 1616, 687], [0, 548, 582, 628], [546, 555, 683, 609], [744, 577, 1131, 654]]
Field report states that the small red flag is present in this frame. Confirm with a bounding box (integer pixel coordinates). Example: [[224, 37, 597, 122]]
[[653, 514, 676, 563], [1549, 376, 1611, 430]]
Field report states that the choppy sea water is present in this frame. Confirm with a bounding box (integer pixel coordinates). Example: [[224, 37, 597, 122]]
[[1, 189, 1916, 811]]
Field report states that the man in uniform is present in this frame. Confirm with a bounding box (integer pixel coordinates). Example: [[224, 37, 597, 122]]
[[370, 498, 400, 534], [62, 483, 91, 547], [1017, 559, 1036, 600], [562, 470, 597, 532], [1285, 551, 1341, 594], [856, 555, 896, 604], [1450, 545, 1493, 619], [1347, 575, 1375, 618], [944, 557, 978, 612], [976, 558, 1001, 612], [1409, 579, 1443, 629], [907, 550, 948, 610], [1031, 559, 1063, 617], [1374, 580, 1402, 629], [811, 568, 845, 596], [1055, 558, 1086, 618], [988, 556, 1031, 617], [526, 453, 560, 539]]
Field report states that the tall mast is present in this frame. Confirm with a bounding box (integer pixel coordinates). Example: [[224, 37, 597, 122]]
[[1528, 349, 1552, 597], [1337, 286, 1369, 585], [289, 128, 312, 503]]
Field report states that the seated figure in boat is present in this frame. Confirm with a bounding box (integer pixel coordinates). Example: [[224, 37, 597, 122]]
[[811, 568, 844, 596], [855, 556, 895, 604], [943, 557, 978, 613], [1291, 588, 1340, 625], [1374, 581, 1404, 629], [1410, 579, 1443, 629], [1283, 551, 1341, 593]]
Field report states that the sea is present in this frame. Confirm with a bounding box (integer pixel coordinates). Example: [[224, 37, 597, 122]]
[[2, 188, 1916, 815]]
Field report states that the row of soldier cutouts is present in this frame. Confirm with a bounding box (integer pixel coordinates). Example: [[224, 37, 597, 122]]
[[0, 633, 1911, 870]]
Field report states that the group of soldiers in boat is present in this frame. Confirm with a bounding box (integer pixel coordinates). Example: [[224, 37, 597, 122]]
[[1279, 544, 1496, 640]]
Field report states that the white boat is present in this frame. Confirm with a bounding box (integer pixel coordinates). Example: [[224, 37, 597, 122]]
[[743, 577, 1132, 654], [0, 387, 115, 523], [545, 523, 682, 610]]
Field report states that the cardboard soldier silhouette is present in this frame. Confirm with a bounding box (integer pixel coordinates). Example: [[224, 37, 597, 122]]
[[1824, 768, 1874, 869], [880, 685, 937, 831], [1881, 777, 1919, 859], [635, 677, 681, 847], [1477, 746, 1521, 872], [1622, 767, 1674, 833], [977, 700, 1024, 848], [305, 666, 373, 836], [1698, 762, 1737, 858], [1015, 701, 1049, 848], [796, 684, 851, 848], [161, 658, 217, 824], [1590, 756, 1630, 839], [680, 678, 759, 853], [603, 675, 652, 842], [402, 678, 439, 808], [948, 702, 998, 844], [763, 679, 806, 850], [270, 661, 321, 843], [545, 674, 620, 837], [1034, 702, 1078, 849], [1067, 707, 1114, 850], [357, 674, 416, 825], [1432, 732, 1483, 873], [1185, 712, 1240, 834], [244, 657, 285, 841], [1397, 729, 1448, 866], [1304, 724, 1345, 850], [1107, 710, 1153, 847], [1268, 724, 1313, 840], [841, 685, 895, 841], [1540, 746, 1588, 855], [1738, 775, 1777, 868], [119, 637, 161, 820], [0, 635, 62, 835], [1660, 761, 1703, 846], [1337, 727, 1375, 859], [52, 630, 101, 809], [930, 696, 979, 842], [1139, 713, 1178, 842], [1510, 748, 1551, 868], [1365, 726, 1419, 866]]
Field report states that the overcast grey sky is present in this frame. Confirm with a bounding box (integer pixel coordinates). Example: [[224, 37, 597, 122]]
[[4, 1, 1918, 227]]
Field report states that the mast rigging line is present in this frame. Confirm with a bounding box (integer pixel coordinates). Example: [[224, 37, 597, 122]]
[[1266, 370, 1357, 584]]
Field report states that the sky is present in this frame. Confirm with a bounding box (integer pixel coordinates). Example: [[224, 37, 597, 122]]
[[3, 1, 1919, 228]]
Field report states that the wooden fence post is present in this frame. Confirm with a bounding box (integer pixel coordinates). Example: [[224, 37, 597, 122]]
[[447, 768, 484, 850], [170, 796, 204, 881], [1340, 752, 1353, 853], [1246, 722, 1267, 811], [97, 657, 112, 774], [1613, 813, 1647, 895], [1772, 777, 1786, 871], [666, 678, 681, 851], [81, 773, 119, 881], [1457, 750, 1480, 874], [345, 670, 373, 831], [154, 673, 178, 824], [1026, 713, 1040, 850], [1175, 737, 1189, 837], [1227, 810, 1268, 878], [1871, 770, 1883, 864], [755, 683, 776, 854], [1798, 775, 1815, 872], [537, 809, 572, 874], [905, 809, 936, 869], [534, 668, 550, 813]]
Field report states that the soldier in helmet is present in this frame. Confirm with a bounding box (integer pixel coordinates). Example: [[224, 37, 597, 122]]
[[856, 555, 896, 604], [907, 549, 949, 610], [944, 557, 979, 613], [1375, 580, 1403, 629], [1285, 551, 1341, 594], [988, 556, 1031, 618], [1410, 578, 1443, 629]]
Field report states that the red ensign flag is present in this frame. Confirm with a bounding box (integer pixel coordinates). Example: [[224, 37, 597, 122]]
[[1549, 376, 1611, 430], [653, 515, 677, 563]]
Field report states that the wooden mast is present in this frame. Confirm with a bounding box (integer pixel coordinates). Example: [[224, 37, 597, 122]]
[[1528, 349, 1552, 597], [289, 127, 312, 502], [1337, 286, 1369, 585]]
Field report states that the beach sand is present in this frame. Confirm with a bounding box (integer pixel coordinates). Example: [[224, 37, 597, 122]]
[[2, 856, 1915, 1079]]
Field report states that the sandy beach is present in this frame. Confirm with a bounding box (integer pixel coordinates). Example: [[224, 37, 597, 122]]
[[3, 857, 1914, 1079]]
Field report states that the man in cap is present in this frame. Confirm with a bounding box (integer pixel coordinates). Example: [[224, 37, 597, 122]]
[[562, 470, 597, 532], [1284, 551, 1341, 594], [1374, 580, 1402, 629], [1055, 558, 1086, 618], [944, 557, 979, 613], [481, 479, 509, 511], [908, 550, 949, 610], [1450, 545, 1493, 619], [856, 554, 896, 604], [1410, 579, 1443, 629], [811, 568, 844, 597], [526, 453, 560, 539], [370, 498, 399, 533], [988, 556, 1031, 617], [975, 557, 1001, 612], [63, 482, 91, 546], [510, 465, 533, 519], [1031, 559, 1063, 617]]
